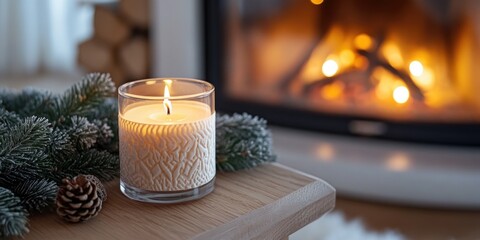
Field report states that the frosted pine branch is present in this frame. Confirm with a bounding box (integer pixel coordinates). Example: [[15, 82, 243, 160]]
[[216, 113, 276, 171], [0, 187, 29, 237]]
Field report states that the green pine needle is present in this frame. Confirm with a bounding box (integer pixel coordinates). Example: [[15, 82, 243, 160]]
[[54, 73, 115, 122], [15, 90, 54, 119], [0, 108, 21, 126], [53, 149, 119, 182], [0, 89, 56, 120], [216, 113, 276, 172], [0, 117, 52, 172], [0, 116, 51, 152], [0, 187, 29, 238], [88, 98, 118, 153], [0, 165, 43, 188], [48, 129, 75, 161], [92, 119, 114, 148], [8, 179, 58, 213], [63, 116, 99, 151]]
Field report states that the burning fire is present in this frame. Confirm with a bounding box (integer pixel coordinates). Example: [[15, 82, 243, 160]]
[[227, 0, 480, 123], [298, 30, 451, 108]]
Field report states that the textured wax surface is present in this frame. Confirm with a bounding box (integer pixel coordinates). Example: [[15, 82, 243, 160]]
[[119, 114, 215, 191], [120, 101, 211, 125]]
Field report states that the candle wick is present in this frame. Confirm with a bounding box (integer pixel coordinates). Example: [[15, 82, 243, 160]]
[[167, 106, 171, 115]]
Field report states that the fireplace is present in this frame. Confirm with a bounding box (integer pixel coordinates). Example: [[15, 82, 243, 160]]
[[205, 0, 480, 145]]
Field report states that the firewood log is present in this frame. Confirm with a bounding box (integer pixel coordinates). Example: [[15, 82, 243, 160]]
[[119, 37, 149, 79], [119, 0, 150, 29], [107, 64, 127, 87], [94, 6, 130, 46], [77, 39, 113, 72]]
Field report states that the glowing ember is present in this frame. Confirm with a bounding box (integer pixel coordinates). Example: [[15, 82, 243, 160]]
[[322, 59, 339, 77], [353, 56, 368, 70], [409, 60, 424, 77], [416, 68, 434, 89], [381, 42, 404, 69], [393, 86, 410, 104], [310, 0, 324, 5], [354, 34, 373, 50], [321, 82, 344, 100], [408, 62, 435, 90], [340, 49, 355, 66]]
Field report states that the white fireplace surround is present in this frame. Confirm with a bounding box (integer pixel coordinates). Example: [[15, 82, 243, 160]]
[[151, 1, 480, 209], [151, 0, 203, 79]]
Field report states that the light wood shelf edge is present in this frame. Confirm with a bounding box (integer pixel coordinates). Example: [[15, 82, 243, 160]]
[[194, 166, 336, 240]]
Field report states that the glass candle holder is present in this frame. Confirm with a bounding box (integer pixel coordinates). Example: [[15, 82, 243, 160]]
[[118, 78, 215, 203]]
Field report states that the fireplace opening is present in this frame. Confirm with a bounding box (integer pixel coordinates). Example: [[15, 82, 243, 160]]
[[205, 0, 480, 145]]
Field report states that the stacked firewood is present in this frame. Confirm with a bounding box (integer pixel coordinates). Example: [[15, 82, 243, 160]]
[[78, 0, 150, 86]]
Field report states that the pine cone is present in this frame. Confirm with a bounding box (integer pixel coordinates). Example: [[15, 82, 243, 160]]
[[56, 175, 105, 223], [84, 175, 107, 202]]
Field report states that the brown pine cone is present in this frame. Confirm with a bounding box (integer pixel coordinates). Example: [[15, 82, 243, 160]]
[[84, 175, 107, 202], [56, 175, 105, 223]]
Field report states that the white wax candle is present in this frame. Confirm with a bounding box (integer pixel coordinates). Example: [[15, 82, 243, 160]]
[[119, 101, 215, 192]]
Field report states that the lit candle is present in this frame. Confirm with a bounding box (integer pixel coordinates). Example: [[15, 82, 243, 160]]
[[118, 79, 215, 203]]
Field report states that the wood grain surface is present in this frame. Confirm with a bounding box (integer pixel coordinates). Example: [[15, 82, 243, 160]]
[[26, 163, 335, 240]]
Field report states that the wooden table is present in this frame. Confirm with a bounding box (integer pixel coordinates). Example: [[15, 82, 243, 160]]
[[27, 163, 335, 239]]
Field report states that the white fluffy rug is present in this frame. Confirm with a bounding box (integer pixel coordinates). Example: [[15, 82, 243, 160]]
[[290, 211, 405, 240]]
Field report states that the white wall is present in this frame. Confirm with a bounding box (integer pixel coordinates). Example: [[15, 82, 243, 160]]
[[151, 0, 203, 79]]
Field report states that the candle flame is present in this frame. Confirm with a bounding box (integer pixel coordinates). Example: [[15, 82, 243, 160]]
[[163, 83, 172, 115], [164, 79, 172, 87]]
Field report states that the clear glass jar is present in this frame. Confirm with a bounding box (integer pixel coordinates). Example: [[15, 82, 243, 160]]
[[118, 78, 215, 203]]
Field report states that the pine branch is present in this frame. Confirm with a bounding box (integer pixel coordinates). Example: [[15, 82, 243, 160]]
[[0, 73, 120, 237], [83, 97, 117, 120], [53, 73, 115, 123], [47, 129, 75, 162], [8, 179, 58, 213], [52, 149, 119, 182], [0, 108, 20, 136], [92, 119, 114, 148], [0, 116, 51, 155], [0, 117, 52, 174], [58, 116, 114, 153], [63, 116, 99, 151], [72, 98, 118, 153], [0, 165, 41, 189], [0, 108, 21, 126], [0, 90, 17, 111], [216, 113, 276, 172], [0, 89, 55, 119], [0, 187, 29, 238]]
